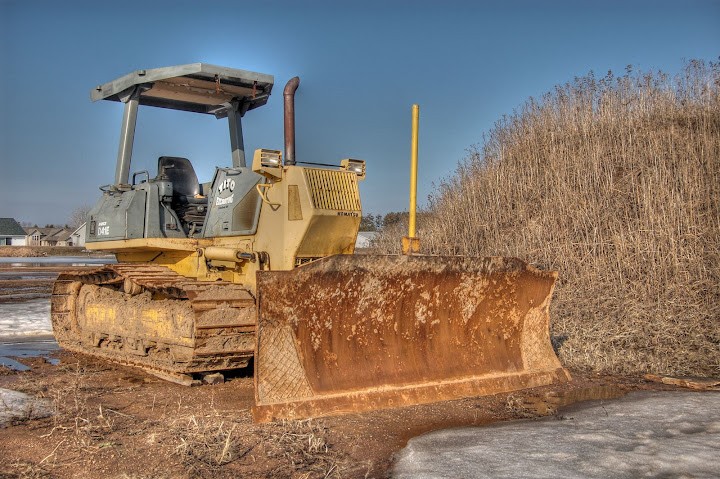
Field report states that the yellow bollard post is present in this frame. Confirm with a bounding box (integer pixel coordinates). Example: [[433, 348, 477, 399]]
[[402, 104, 421, 255]]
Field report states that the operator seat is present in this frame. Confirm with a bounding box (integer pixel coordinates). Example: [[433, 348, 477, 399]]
[[157, 156, 208, 235]]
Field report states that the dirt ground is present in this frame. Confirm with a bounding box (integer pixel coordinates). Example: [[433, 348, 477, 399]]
[[0, 252, 692, 478], [0, 353, 679, 479]]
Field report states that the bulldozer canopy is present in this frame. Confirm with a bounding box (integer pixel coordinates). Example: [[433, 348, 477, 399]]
[[91, 63, 274, 115]]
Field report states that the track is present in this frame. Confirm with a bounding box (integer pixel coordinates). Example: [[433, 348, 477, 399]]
[[51, 264, 256, 384]]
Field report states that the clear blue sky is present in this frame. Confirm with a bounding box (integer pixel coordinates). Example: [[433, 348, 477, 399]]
[[1, 0, 718, 226]]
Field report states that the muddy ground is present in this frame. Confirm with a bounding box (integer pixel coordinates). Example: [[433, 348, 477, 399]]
[[0, 353, 682, 479], [0, 266, 65, 304], [0, 254, 688, 478], [0, 356, 674, 479]]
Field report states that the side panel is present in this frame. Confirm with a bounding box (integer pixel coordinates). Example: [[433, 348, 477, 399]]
[[202, 167, 264, 237], [86, 185, 187, 243], [137, 182, 186, 239], [87, 190, 146, 242]]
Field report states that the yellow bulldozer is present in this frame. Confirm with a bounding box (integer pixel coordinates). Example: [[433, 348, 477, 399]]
[[51, 63, 569, 423]]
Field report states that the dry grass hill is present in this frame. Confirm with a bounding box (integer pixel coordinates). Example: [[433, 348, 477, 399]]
[[373, 60, 719, 377]]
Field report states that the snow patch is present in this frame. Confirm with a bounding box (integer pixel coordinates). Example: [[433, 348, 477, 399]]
[[393, 391, 720, 479], [0, 299, 51, 339]]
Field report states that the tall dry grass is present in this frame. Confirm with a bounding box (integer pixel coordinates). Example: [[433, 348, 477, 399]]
[[374, 60, 720, 376]]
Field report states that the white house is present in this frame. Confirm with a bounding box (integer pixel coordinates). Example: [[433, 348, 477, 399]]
[[70, 223, 87, 247], [0, 218, 28, 246]]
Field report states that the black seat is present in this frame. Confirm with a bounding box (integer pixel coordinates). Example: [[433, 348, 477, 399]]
[[157, 156, 208, 235], [158, 156, 201, 197]]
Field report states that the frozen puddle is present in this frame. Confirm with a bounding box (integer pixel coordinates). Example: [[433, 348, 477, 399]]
[[0, 299, 57, 370], [0, 299, 51, 338], [0, 339, 59, 370], [0, 256, 115, 266], [393, 391, 720, 479]]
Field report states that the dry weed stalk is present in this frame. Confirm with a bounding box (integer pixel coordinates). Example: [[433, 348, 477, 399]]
[[260, 419, 342, 478], [373, 60, 720, 376], [169, 411, 244, 469], [2, 460, 51, 479], [166, 409, 345, 478]]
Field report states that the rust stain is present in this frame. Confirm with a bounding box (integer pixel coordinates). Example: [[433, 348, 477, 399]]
[[254, 255, 568, 422]]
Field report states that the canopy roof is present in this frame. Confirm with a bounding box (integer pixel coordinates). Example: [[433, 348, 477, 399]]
[[91, 63, 274, 116]]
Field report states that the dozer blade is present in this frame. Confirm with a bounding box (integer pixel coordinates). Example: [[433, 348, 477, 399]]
[[252, 255, 570, 422]]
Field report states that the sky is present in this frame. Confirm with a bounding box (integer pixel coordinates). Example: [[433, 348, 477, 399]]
[[0, 0, 718, 226]]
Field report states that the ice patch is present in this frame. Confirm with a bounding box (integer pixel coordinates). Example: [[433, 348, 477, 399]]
[[0, 299, 51, 339], [0, 256, 115, 266], [393, 391, 720, 479]]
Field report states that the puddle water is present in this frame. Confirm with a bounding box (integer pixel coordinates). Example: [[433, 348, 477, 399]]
[[519, 384, 626, 415], [0, 256, 115, 267], [0, 338, 59, 371], [396, 383, 629, 449], [0, 256, 115, 370]]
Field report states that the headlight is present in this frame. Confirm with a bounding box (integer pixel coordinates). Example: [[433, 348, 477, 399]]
[[341, 159, 366, 180], [252, 149, 283, 179], [259, 149, 282, 168]]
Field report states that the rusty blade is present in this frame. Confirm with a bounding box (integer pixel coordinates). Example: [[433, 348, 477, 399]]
[[253, 254, 570, 422]]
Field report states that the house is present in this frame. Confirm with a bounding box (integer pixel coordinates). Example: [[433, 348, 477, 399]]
[[355, 231, 378, 249], [70, 223, 87, 247], [24, 226, 76, 246], [25, 227, 62, 246], [0, 218, 28, 246], [41, 228, 74, 246], [25, 227, 45, 245]]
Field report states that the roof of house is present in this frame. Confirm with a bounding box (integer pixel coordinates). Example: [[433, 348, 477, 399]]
[[0, 218, 27, 236], [71, 223, 86, 236], [44, 229, 73, 242], [25, 227, 65, 237]]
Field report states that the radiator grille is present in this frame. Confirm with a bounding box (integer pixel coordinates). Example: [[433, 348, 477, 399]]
[[304, 169, 361, 211]]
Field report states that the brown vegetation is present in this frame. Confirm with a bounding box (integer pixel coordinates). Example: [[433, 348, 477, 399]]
[[373, 60, 720, 377], [0, 246, 104, 258], [0, 357, 353, 479]]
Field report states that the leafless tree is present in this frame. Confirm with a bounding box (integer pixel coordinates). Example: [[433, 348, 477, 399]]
[[68, 205, 91, 229]]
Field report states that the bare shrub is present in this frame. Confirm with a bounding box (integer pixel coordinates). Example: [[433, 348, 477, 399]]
[[166, 410, 345, 479], [259, 419, 341, 477], [169, 413, 244, 473], [374, 60, 720, 376], [0, 461, 51, 479]]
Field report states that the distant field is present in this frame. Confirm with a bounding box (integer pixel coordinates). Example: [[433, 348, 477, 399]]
[[0, 246, 106, 258], [373, 60, 719, 377]]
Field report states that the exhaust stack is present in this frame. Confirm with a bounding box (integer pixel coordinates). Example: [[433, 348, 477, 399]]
[[283, 77, 300, 166]]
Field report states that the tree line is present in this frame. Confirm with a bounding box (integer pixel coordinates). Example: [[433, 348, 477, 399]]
[[359, 211, 433, 231]]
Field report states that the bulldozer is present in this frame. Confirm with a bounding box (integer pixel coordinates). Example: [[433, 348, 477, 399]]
[[51, 63, 569, 423]]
